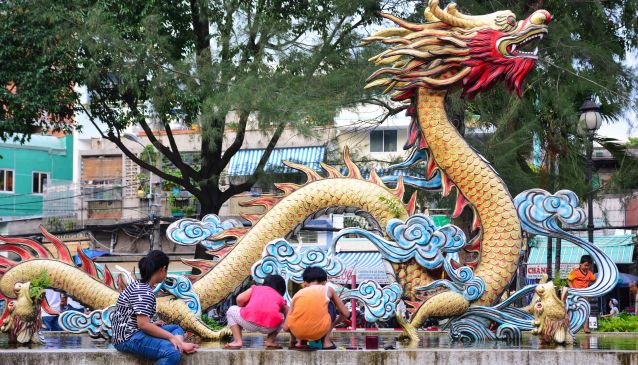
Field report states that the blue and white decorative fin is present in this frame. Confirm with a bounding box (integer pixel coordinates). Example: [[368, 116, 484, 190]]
[[58, 305, 114, 339], [340, 281, 402, 322], [382, 149, 442, 190], [166, 214, 243, 251], [252, 239, 345, 302], [154, 275, 201, 317]]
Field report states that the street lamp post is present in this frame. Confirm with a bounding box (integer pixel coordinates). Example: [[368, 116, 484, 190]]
[[123, 132, 161, 251], [579, 96, 602, 245]]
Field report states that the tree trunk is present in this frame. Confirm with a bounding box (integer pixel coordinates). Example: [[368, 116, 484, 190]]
[[192, 187, 226, 264]]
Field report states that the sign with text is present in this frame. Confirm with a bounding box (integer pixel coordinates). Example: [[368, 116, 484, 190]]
[[526, 264, 576, 279]]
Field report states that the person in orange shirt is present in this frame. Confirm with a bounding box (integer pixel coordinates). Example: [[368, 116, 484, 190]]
[[284, 267, 349, 350], [567, 255, 596, 333]]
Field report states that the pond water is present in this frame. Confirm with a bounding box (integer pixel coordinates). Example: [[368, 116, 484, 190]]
[[1, 331, 637, 352]]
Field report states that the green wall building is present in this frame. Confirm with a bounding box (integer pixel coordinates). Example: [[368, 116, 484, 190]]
[[0, 134, 73, 220]]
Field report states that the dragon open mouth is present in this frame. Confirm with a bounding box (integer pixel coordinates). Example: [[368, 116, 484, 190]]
[[498, 28, 547, 59]]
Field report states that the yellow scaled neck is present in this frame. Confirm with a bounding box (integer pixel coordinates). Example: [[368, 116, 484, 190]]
[[416, 88, 522, 306]]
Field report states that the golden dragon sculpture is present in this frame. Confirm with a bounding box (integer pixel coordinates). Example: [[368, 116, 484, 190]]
[[0, 0, 551, 341], [361, 0, 550, 331]]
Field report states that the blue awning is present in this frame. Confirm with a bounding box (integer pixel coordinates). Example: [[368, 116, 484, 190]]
[[337, 252, 385, 269], [333, 251, 389, 284], [527, 235, 635, 265], [227, 146, 325, 176]]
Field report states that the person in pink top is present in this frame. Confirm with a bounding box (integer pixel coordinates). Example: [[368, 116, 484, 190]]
[[224, 274, 288, 349]]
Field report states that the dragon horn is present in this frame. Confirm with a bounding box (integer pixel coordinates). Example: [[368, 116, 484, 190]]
[[427, 0, 482, 29]]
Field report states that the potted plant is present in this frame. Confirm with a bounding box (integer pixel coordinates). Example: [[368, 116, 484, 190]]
[[136, 173, 150, 199]]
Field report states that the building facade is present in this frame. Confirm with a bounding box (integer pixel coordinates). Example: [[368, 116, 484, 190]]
[[0, 134, 73, 234]]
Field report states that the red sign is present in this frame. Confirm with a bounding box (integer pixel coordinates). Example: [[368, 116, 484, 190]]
[[526, 264, 574, 279]]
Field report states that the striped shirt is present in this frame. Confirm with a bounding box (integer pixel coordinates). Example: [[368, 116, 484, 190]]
[[111, 281, 156, 344]]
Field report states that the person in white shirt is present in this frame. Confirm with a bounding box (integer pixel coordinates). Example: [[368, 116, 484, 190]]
[[602, 298, 619, 318], [41, 289, 62, 331]]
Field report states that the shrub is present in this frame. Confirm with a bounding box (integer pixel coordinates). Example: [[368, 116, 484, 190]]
[[596, 312, 638, 332]]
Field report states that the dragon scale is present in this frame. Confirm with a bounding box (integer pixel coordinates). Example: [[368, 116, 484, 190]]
[[417, 89, 521, 307]]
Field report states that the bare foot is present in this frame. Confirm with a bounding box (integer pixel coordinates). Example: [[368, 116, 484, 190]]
[[225, 341, 243, 348], [182, 343, 199, 354]]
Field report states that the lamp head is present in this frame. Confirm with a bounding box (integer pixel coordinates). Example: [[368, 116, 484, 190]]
[[579, 96, 602, 133]]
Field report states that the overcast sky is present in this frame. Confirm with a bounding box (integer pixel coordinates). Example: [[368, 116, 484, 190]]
[[597, 50, 637, 142]]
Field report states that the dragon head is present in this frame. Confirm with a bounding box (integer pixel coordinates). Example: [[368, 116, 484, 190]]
[[364, 0, 551, 99]]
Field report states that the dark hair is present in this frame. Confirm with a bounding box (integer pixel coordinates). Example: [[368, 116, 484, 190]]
[[139, 250, 170, 283], [263, 274, 286, 296], [302, 266, 327, 283], [580, 255, 592, 264]]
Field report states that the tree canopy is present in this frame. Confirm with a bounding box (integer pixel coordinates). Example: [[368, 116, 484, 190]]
[[0, 0, 392, 214]]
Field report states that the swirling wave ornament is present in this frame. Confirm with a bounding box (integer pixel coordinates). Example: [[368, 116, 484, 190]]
[[417, 266, 485, 301], [340, 281, 402, 322], [381, 149, 443, 190], [448, 317, 496, 342], [252, 239, 344, 301], [514, 188, 618, 333], [565, 294, 590, 334], [333, 214, 484, 301], [154, 275, 201, 317], [333, 214, 465, 269], [59, 305, 114, 339], [446, 285, 536, 342], [166, 214, 243, 251]]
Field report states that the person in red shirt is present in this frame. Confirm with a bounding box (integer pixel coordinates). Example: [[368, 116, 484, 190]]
[[567, 255, 596, 333]]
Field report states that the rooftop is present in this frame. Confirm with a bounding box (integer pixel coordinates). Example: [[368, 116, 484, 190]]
[[0, 134, 68, 154]]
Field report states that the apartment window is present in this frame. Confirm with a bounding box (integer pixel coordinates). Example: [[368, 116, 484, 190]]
[[370, 130, 398, 152], [290, 230, 319, 245], [32, 172, 49, 194], [299, 230, 318, 244], [0, 169, 14, 192]]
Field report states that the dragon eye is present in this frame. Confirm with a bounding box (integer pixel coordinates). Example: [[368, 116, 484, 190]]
[[507, 15, 516, 27]]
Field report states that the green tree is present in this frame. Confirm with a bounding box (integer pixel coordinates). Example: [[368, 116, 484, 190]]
[[0, 0, 393, 215], [626, 137, 638, 148]]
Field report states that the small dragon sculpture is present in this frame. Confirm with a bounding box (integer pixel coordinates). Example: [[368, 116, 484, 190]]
[[0, 0, 552, 341], [0, 281, 43, 344], [528, 278, 572, 345]]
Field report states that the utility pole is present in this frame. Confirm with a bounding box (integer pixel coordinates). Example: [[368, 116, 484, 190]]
[[148, 167, 162, 251], [150, 211, 161, 251], [123, 132, 162, 252]]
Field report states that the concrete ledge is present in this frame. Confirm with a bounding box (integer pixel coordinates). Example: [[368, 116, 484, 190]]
[[3, 348, 638, 365]]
